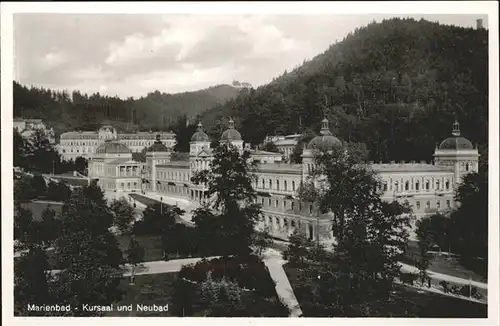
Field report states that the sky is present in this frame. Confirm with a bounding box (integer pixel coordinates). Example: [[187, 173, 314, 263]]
[[14, 14, 487, 99]]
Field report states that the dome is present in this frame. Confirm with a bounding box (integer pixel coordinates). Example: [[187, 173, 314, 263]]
[[191, 122, 210, 142], [307, 117, 342, 151], [148, 134, 169, 152], [221, 118, 242, 141], [95, 140, 131, 154], [438, 121, 474, 150]]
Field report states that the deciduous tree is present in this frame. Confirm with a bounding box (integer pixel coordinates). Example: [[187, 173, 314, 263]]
[[52, 181, 124, 316]]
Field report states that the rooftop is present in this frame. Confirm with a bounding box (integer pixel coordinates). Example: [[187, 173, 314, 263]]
[[107, 158, 143, 165], [274, 139, 298, 146], [251, 150, 283, 156], [371, 163, 452, 173], [257, 163, 302, 174], [157, 161, 190, 168]]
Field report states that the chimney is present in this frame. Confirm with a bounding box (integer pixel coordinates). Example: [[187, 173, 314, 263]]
[[476, 19, 483, 29]]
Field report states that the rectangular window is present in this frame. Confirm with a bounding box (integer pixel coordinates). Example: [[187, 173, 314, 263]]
[[292, 181, 296, 191], [426, 201, 431, 209], [446, 200, 451, 208], [268, 198, 271, 206], [415, 181, 420, 191], [416, 201, 420, 209], [283, 200, 287, 209], [309, 204, 313, 214], [291, 201, 294, 211], [437, 201, 441, 209], [277, 180, 280, 191], [275, 200, 279, 208]]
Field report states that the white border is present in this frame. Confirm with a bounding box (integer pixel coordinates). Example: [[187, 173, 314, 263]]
[[1, 2, 498, 326]]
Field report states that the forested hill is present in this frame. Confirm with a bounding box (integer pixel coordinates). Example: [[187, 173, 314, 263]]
[[199, 18, 488, 163], [13, 82, 240, 135]]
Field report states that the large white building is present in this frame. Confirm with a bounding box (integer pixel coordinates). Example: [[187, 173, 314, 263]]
[[137, 118, 478, 243], [87, 117, 478, 243], [57, 125, 176, 161]]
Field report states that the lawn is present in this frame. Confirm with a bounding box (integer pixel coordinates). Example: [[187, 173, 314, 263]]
[[105, 273, 178, 317], [116, 234, 164, 262], [403, 240, 487, 282], [176, 255, 289, 317], [284, 264, 487, 318], [129, 193, 158, 206], [20, 201, 63, 221], [50, 176, 88, 187]]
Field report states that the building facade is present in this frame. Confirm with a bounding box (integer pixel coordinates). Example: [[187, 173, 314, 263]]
[[57, 125, 176, 161], [13, 118, 55, 144], [139, 117, 478, 244], [87, 131, 147, 196]]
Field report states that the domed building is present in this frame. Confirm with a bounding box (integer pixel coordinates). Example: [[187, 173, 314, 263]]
[[88, 134, 146, 198], [220, 118, 244, 150], [434, 120, 479, 185], [136, 115, 479, 245], [301, 117, 342, 180], [307, 118, 343, 151]]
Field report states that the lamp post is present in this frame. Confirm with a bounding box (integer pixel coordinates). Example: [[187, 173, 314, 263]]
[[160, 196, 163, 215]]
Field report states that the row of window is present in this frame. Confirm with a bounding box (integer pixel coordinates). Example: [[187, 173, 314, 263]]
[[256, 178, 297, 192], [61, 140, 171, 147], [378, 179, 452, 192], [415, 199, 451, 210], [264, 215, 317, 241], [157, 171, 190, 181], [157, 184, 189, 195], [259, 196, 314, 214]]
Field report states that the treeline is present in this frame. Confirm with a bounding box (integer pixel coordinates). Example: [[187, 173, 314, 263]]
[[14, 82, 240, 138], [199, 18, 488, 164]]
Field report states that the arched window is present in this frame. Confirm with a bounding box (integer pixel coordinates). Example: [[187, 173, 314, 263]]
[[262, 179, 265, 188], [466, 163, 469, 171], [405, 181, 409, 191], [269, 179, 272, 189], [415, 181, 420, 191], [292, 181, 296, 191], [284, 180, 287, 191], [277, 180, 280, 191]]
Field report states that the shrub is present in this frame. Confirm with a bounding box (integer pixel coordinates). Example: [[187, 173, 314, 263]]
[[439, 280, 450, 293], [400, 272, 418, 285]]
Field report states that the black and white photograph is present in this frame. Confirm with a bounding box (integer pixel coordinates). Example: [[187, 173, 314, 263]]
[[1, 1, 499, 324]]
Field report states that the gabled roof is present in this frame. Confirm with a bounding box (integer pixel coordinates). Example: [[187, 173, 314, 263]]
[[197, 148, 213, 157]]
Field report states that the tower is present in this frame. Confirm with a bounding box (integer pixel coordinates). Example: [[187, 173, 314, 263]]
[[220, 117, 244, 151], [146, 134, 171, 192], [433, 120, 480, 186], [189, 122, 212, 202]]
